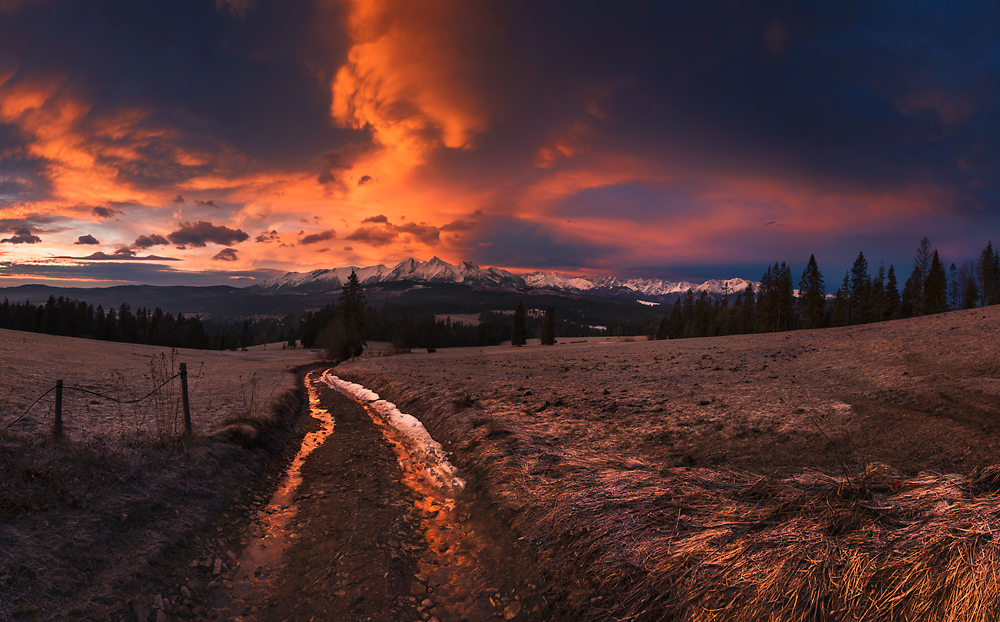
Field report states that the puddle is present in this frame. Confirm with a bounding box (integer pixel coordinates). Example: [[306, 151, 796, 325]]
[[212, 369, 335, 618]]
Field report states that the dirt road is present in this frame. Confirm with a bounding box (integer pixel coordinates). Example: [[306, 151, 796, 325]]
[[193, 375, 564, 622]]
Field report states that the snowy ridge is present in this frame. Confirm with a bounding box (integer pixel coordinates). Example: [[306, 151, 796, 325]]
[[255, 264, 389, 292], [253, 256, 756, 299], [321, 374, 466, 491]]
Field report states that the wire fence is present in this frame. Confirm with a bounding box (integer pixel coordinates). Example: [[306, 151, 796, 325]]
[[2, 362, 193, 437]]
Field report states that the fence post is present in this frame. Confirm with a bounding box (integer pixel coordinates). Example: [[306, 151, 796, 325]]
[[180, 363, 192, 433], [54, 379, 63, 436]]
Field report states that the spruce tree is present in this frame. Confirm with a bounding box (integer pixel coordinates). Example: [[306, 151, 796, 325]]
[[886, 264, 900, 319], [978, 242, 1000, 306], [923, 250, 948, 314], [838, 271, 852, 325], [511, 302, 527, 346], [798, 255, 826, 329], [540, 306, 556, 345], [850, 252, 870, 323], [911, 237, 932, 314]]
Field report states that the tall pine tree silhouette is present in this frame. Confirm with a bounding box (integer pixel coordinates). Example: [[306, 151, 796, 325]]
[[924, 251, 948, 314], [540, 306, 556, 345], [798, 254, 826, 329]]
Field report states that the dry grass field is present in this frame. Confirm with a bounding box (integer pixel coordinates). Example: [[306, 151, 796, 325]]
[[0, 329, 318, 621], [340, 307, 1000, 621]]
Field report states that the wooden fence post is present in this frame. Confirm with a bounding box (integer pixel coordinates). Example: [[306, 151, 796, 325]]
[[180, 363, 191, 433], [54, 379, 63, 436]]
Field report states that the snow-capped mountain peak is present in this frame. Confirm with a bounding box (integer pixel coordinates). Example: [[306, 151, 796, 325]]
[[251, 257, 755, 300]]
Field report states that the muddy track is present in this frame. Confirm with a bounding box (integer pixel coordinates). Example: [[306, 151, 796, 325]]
[[257, 380, 568, 621], [137, 372, 568, 622]]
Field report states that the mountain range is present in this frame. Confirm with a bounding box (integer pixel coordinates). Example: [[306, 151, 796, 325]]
[[252, 257, 755, 302]]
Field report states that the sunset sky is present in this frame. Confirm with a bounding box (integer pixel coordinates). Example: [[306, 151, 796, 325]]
[[2, 0, 1000, 287]]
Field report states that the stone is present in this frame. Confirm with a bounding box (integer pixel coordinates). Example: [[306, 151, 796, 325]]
[[421, 599, 434, 608], [155, 610, 167, 622], [186, 578, 203, 593], [504, 600, 522, 620], [153, 594, 164, 610], [180, 586, 192, 600], [213, 558, 223, 575], [132, 598, 150, 622], [410, 582, 426, 595]]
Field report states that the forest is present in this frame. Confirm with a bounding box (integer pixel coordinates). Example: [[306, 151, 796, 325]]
[[656, 238, 999, 340]]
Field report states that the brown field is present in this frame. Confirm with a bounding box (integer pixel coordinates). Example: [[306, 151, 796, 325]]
[[340, 306, 1000, 621], [0, 329, 318, 621]]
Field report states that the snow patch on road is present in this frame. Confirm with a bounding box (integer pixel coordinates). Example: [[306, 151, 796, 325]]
[[321, 373, 466, 491]]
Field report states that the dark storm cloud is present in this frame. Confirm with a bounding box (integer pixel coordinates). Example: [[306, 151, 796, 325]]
[[74, 234, 99, 245], [361, 215, 389, 224], [254, 230, 279, 243], [92, 206, 123, 220], [212, 248, 239, 261], [357, 175, 373, 186], [299, 229, 336, 245], [0, 226, 41, 244], [167, 221, 249, 247], [132, 233, 169, 249]]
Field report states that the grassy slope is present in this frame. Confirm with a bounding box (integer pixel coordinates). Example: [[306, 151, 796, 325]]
[[340, 307, 1000, 621], [0, 329, 318, 621]]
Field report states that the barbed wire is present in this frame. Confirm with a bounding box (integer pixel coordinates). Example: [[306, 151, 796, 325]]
[[1, 372, 182, 432]]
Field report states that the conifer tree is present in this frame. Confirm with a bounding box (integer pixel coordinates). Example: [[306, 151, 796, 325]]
[[885, 263, 900, 319], [511, 302, 527, 346], [339, 269, 367, 358], [850, 252, 870, 323], [798, 254, 826, 329], [923, 250, 948, 314], [540, 306, 556, 345], [871, 262, 887, 321], [837, 271, 852, 325], [901, 268, 919, 318], [959, 260, 979, 309], [911, 237, 933, 314], [978, 242, 1000, 306]]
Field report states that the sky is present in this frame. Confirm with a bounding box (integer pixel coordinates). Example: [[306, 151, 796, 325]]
[[2, 0, 1000, 287]]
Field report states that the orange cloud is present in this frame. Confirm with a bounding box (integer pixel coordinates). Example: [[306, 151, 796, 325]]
[[331, 0, 493, 168]]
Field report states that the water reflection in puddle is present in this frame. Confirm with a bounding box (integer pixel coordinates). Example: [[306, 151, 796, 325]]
[[213, 369, 334, 619], [364, 407, 501, 621]]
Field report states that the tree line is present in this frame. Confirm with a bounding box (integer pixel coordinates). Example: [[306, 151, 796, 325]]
[[657, 238, 1000, 340], [0, 295, 295, 351]]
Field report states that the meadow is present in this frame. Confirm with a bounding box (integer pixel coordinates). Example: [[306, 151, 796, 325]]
[[340, 306, 1000, 621], [0, 329, 317, 620]]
